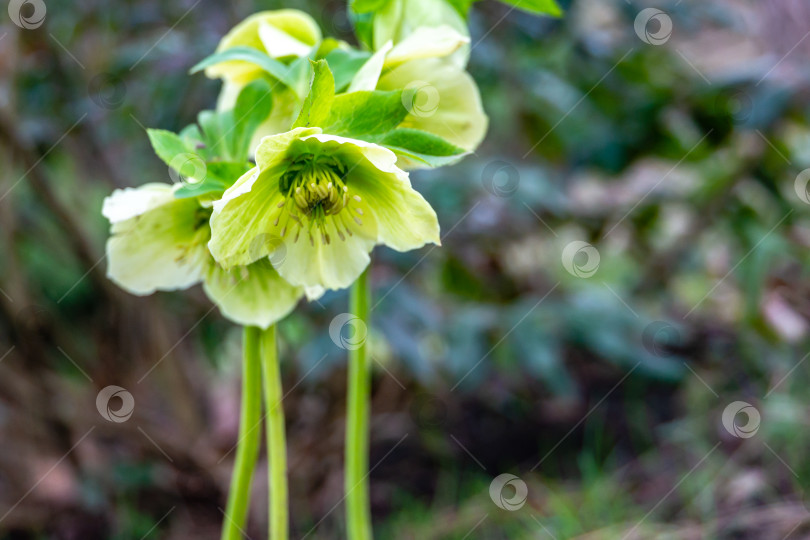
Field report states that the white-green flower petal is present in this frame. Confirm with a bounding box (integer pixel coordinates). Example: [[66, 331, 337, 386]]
[[102, 183, 176, 223], [275, 218, 376, 290], [301, 134, 440, 251], [373, 0, 469, 68], [384, 25, 469, 67], [377, 57, 488, 152], [258, 20, 313, 58], [104, 185, 210, 296], [203, 259, 302, 329]]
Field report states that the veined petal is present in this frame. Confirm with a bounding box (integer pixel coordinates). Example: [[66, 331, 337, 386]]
[[274, 217, 376, 290], [351, 164, 440, 252], [297, 134, 440, 251], [104, 185, 211, 295], [377, 57, 488, 152], [203, 259, 302, 329], [384, 25, 469, 68], [204, 10, 322, 81], [258, 20, 313, 58]]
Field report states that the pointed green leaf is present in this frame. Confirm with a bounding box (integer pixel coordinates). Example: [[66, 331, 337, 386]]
[[498, 0, 562, 17], [293, 60, 335, 129], [325, 89, 407, 138], [197, 110, 230, 159], [373, 127, 468, 167], [173, 161, 251, 199], [146, 129, 193, 168], [324, 48, 372, 92], [189, 46, 297, 90]]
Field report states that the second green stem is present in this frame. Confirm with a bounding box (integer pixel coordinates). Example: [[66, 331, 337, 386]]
[[261, 325, 288, 540], [346, 268, 372, 540], [221, 326, 262, 540]]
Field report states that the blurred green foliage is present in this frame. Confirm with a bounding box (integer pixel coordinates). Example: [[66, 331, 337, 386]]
[[4, 0, 810, 538]]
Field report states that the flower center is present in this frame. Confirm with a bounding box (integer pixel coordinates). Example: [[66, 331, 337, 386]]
[[274, 155, 364, 245]]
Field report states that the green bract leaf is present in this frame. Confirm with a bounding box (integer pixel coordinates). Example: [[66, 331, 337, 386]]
[[324, 48, 372, 92], [197, 110, 230, 159], [286, 48, 321, 97], [498, 0, 562, 16], [373, 127, 467, 167], [230, 79, 274, 161], [189, 46, 297, 90], [206, 161, 253, 185], [293, 60, 335, 129], [325, 89, 407, 138], [146, 129, 190, 168], [173, 161, 250, 199]]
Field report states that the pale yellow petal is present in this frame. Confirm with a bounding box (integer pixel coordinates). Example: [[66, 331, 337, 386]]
[[377, 57, 488, 152], [203, 259, 302, 329], [105, 187, 210, 295]]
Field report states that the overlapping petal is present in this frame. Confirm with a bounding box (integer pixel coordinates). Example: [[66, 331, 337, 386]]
[[377, 57, 488, 155], [103, 182, 306, 328], [203, 259, 304, 329]]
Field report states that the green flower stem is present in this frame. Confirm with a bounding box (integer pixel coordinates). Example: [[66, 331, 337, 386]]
[[261, 325, 289, 540], [346, 268, 372, 540], [222, 326, 262, 540]]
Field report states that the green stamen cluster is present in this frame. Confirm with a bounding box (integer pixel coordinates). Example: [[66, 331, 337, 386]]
[[275, 155, 364, 245]]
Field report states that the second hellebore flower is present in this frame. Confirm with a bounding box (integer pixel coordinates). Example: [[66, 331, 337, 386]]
[[208, 127, 440, 291], [102, 183, 306, 329]]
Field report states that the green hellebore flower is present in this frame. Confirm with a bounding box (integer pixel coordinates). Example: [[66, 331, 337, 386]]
[[102, 183, 309, 329], [205, 10, 323, 144], [350, 25, 488, 168], [208, 127, 441, 291]]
